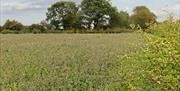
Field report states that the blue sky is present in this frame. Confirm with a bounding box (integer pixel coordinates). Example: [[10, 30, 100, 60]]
[[0, 0, 180, 25]]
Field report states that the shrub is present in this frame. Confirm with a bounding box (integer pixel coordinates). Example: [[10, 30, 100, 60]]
[[31, 29, 42, 34], [145, 19, 180, 90], [29, 24, 46, 33], [19, 27, 31, 33], [3, 19, 24, 32], [1, 30, 18, 34], [10, 23, 24, 31], [120, 18, 180, 90]]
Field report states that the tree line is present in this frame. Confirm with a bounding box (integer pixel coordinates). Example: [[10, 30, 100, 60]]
[[0, 0, 157, 33]]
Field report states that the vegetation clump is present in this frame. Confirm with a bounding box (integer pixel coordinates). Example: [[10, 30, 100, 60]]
[[119, 17, 180, 90]]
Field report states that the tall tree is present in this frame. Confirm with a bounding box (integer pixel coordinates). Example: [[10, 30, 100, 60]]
[[46, 1, 78, 30], [81, 0, 117, 29], [110, 11, 130, 28], [118, 11, 130, 28], [131, 6, 157, 29]]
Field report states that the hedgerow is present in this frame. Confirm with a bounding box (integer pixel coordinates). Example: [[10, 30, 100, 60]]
[[119, 18, 180, 90], [146, 18, 180, 90]]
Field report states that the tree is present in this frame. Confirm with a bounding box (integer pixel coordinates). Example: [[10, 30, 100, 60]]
[[46, 1, 78, 30], [110, 11, 130, 28], [3, 19, 23, 31], [72, 10, 82, 30], [10, 23, 24, 31], [81, 0, 117, 29], [29, 24, 46, 33], [0, 25, 3, 32], [131, 6, 157, 29], [118, 11, 130, 28], [40, 20, 51, 30]]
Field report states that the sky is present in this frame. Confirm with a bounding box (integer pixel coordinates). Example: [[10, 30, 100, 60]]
[[0, 0, 180, 25]]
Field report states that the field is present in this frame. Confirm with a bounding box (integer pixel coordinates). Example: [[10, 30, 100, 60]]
[[0, 33, 143, 90]]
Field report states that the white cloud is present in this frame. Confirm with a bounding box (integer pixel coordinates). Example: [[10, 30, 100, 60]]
[[153, 4, 180, 21], [0, 2, 44, 10], [164, 4, 180, 16], [0, 2, 30, 10]]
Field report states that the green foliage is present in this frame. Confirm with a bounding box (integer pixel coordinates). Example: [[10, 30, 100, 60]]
[[120, 18, 180, 90], [111, 11, 130, 28], [0, 26, 3, 32], [3, 19, 24, 31], [40, 20, 51, 30], [145, 19, 180, 90], [1, 30, 19, 34], [81, 0, 117, 29], [118, 11, 130, 28], [46, 1, 78, 30], [29, 24, 46, 33], [72, 11, 82, 30], [131, 6, 157, 29]]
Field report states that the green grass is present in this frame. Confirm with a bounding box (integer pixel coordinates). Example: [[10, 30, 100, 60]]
[[0, 33, 143, 91]]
